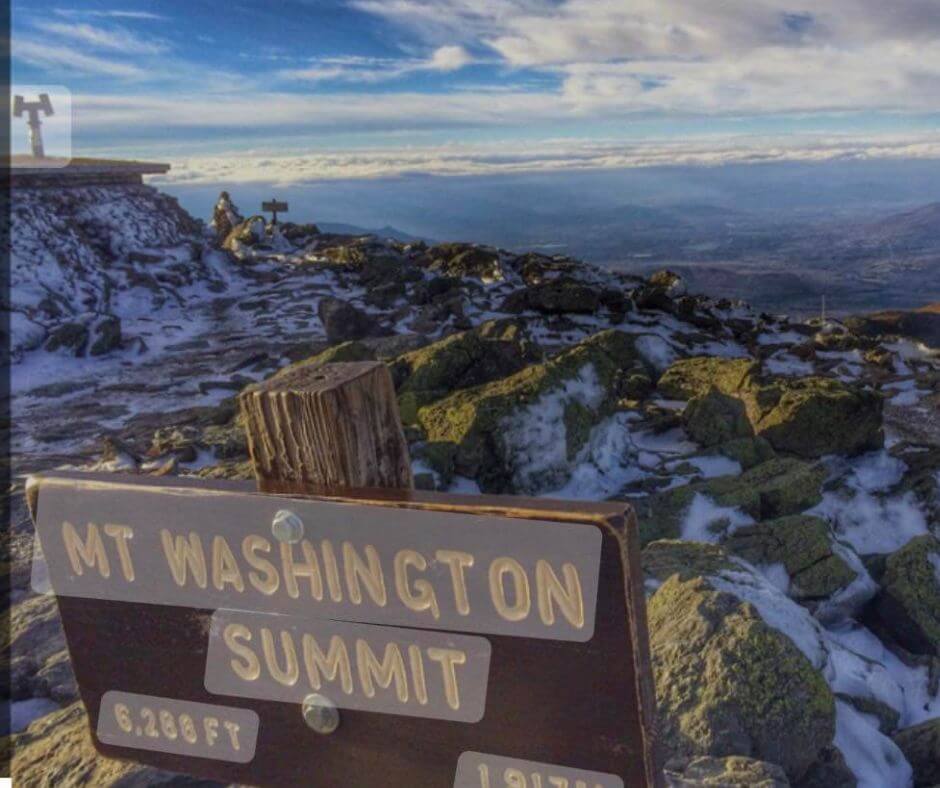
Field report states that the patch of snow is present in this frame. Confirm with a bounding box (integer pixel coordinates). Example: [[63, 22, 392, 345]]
[[834, 701, 913, 788], [651, 398, 686, 410], [8, 698, 60, 734], [884, 339, 938, 363], [756, 562, 791, 594], [691, 339, 749, 358], [635, 334, 678, 372], [500, 364, 606, 493], [179, 448, 223, 471], [546, 411, 648, 500], [813, 540, 879, 624], [809, 491, 928, 555], [757, 329, 805, 346], [679, 494, 755, 543], [817, 349, 865, 363], [630, 427, 697, 456], [890, 388, 927, 406], [448, 476, 482, 495], [765, 352, 815, 376], [842, 451, 908, 494], [644, 577, 662, 596], [685, 455, 742, 479], [708, 564, 940, 740], [827, 623, 940, 727]]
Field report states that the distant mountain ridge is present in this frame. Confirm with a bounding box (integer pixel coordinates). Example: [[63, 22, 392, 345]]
[[317, 221, 430, 244]]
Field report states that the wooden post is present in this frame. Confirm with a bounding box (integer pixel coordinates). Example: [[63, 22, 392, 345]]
[[239, 361, 413, 489]]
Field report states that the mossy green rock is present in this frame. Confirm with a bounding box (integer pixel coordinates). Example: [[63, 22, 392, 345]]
[[643, 540, 738, 584], [649, 576, 835, 780], [716, 436, 776, 470], [663, 755, 790, 787], [270, 341, 376, 382], [500, 277, 601, 314], [658, 358, 883, 459], [634, 459, 827, 545], [658, 357, 760, 400], [723, 516, 857, 600], [892, 718, 940, 787], [417, 329, 643, 492], [875, 535, 940, 657], [753, 377, 883, 459], [391, 320, 539, 424], [684, 390, 753, 447]]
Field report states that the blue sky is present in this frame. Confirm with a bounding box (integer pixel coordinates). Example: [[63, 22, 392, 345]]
[[11, 0, 940, 181]]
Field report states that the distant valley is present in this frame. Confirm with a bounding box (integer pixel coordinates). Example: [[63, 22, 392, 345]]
[[163, 158, 940, 316]]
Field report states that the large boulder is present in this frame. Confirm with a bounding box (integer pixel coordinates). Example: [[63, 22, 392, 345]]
[[658, 358, 883, 458], [500, 277, 601, 315], [714, 436, 776, 470], [634, 270, 688, 311], [892, 718, 940, 787], [684, 390, 753, 447], [753, 377, 884, 459], [271, 341, 377, 383], [658, 357, 760, 401], [634, 458, 827, 544], [317, 297, 388, 344], [426, 243, 506, 282], [391, 320, 541, 423], [89, 315, 122, 357], [44, 321, 89, 356], [873, 535, 940, 656], [722, 516, 858, 602], [649, 575, 836, 781], [417, 329, 647, 492], [643, 540, 738, 584], [663, 755, 789, 787]]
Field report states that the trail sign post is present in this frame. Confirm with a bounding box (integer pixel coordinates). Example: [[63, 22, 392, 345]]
[[13, 93, 54, 158], [261, 198, 288, 225], [27, 363, 662, 787]]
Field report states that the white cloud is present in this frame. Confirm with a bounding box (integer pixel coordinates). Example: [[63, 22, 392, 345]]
[[560, 41, 940, 115], [351, 0, 940, 114], [429, 44, 473, 71], [143, 132, 940, 185], [13, 38, 145, 78], [70, 89, 559, 130], [278, 45, 472, 82], [53, 8, 167, 20], [35, 21, 169, 54]]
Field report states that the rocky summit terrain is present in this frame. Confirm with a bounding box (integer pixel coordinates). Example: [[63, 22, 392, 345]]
[[6, 183, 940, 787]]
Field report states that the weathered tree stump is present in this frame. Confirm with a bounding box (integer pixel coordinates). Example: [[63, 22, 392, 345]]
[[239, 361, 413, 489]]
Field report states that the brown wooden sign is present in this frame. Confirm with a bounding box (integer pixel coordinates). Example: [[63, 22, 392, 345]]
[[28, 470, 661, 787]]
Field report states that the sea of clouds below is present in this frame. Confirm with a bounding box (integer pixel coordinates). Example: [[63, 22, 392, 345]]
[[151, 133, 940, 185]]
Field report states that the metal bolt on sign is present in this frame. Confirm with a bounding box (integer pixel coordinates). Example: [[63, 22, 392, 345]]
[[271, 509, 304, 543], [302, 694, 340, 735]]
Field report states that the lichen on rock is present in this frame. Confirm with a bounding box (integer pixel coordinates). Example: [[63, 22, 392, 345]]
[[390, 319, 540, 424], [722, 515, 858, 601], [892, 717, 940, 787], [657, 357, 884, 458], [874, 534, 940, 657], [663, 755, 790, 787], [649, 575, 836, 781], [634, 458, 827, 545], [417, 329, 647, 492]]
